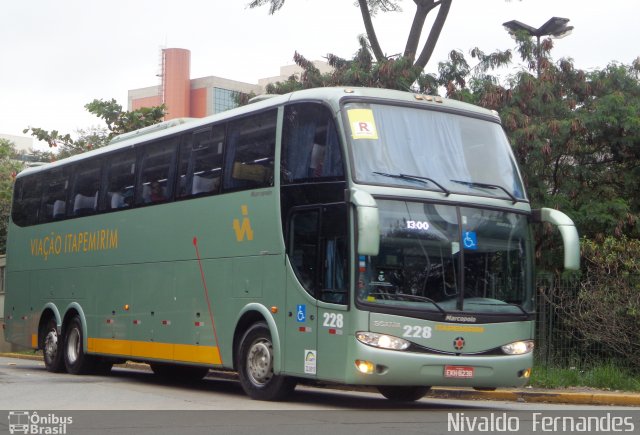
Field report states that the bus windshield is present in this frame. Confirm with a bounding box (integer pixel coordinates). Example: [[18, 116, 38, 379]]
[[357, 200, 534, 316], [345, 102, 526, 201]]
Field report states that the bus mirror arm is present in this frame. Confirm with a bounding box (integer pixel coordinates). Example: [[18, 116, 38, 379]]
[[532, 208, 580, 271], [348, 189, 380, 256]]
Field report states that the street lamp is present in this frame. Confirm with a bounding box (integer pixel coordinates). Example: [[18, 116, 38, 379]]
[[503, 17, 573, 77]]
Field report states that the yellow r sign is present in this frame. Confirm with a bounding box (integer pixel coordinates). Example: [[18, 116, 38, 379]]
[[233, 205, 254, 242]]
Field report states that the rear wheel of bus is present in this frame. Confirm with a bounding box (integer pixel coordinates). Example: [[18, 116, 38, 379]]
[[64, 315, 112, 375], [237, 322, 296, 401], [42, 318, 65, 373], [377, 386, 431, 402]]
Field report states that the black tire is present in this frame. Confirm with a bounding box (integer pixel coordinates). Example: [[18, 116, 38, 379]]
[[237, 322, 296, 401], [93, 359, 114, 375], [378, 386, 431, 402], [42, 317, 65, 373], [150, 363, 209, 382], [63, 315, 98, 375]]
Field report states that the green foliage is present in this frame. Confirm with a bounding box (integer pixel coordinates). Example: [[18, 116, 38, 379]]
[[0, 139, 25, 253], [23, 99, 166, 157], [84, 99, 166, 136], [531, 363, 640, 391], [547, 237, 640, 368]]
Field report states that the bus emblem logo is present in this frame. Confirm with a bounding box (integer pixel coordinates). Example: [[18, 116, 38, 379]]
[[453, 337, 465, 351], [233, 205, 254, 242]]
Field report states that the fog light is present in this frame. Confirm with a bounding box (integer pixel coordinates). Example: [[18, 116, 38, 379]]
[[519, 368, 532, 378], [355, 360, 375, 374]]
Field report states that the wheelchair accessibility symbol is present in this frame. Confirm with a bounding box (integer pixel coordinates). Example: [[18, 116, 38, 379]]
[[463, 231, 478, 250], [296, 304, 306, 322]]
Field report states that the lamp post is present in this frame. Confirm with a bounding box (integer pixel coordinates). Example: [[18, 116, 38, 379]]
[[503, 17, 573, 77]]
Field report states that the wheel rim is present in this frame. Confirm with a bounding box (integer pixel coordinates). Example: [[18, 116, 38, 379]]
[[44, 329, 58, 362], [246, 338, 273, 387], [66, 327, 81, 364]]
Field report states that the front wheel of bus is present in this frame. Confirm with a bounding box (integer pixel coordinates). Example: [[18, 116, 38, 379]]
[[237, 322, 296, 401], [64, 315, 97, 375], [42, 318, 65, 373], [378, 386, 431, 402]]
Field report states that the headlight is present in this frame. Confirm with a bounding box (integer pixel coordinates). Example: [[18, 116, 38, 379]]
[[501, 340, 534, 355], [356, 331, 410, 350]]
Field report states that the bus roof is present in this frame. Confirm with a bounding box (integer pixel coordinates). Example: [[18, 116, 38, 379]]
[[17, 87, 499, 179]]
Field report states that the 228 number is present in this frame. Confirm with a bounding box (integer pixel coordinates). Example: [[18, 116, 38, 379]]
[[402, 325, 432, 339], [323, 312, 344, 329]]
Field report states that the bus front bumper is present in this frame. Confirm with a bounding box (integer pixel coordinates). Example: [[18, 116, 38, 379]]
[[345, 341, 533, 388]]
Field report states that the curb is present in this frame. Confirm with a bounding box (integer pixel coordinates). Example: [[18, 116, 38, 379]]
[[2, 353, 639, 407], [427, 387, 640, 407]]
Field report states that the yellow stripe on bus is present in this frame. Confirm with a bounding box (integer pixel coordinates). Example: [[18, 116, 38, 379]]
[[87, 337, 222, 365]]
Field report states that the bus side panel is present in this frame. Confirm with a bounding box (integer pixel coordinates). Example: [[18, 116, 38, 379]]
[[4, 271, 32, 348]]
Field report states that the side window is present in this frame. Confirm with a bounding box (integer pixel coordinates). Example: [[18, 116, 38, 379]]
[[106, 150, 136, 210], [136, 138, 178, 205], [288, 204, 348, 304], [12, 175, 43, 226], [177, 125, 225, 199], [70, 162, 101, 216], [282, 103, 344, 184], [223, 110, 276, 192], [41, 170, 69, 222]]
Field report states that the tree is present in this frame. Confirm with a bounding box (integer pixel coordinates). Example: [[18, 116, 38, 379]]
[[433, 36, 640, 241], [24, 99, 165, 157], [0, 139, 25, 253], [249, 0, 452, 87], [264, 39, 438, 94]]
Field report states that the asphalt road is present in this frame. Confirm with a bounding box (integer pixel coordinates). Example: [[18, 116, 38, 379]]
[[1, 357, 638, 434]]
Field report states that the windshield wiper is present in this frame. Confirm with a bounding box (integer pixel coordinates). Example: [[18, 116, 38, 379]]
[[373, 172, 450, 196], [450, 180, 517, 204], [368, 291, 447, 315]]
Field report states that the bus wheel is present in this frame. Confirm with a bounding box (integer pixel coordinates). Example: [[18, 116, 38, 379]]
[[237, 322, 295, 401], [378, 386, 431, 402], [42, 318, 65, 373], [63, 315, 96, 375], [150, 363, 209, 382]]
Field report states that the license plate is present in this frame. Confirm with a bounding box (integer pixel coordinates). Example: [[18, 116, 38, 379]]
[[444, 365, 474, 378]]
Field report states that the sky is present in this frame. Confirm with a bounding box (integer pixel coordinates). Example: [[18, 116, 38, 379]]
[[1, 0, 638, 149]]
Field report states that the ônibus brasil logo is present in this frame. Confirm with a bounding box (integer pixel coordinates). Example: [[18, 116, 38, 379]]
[[8, 411, 73, 434]]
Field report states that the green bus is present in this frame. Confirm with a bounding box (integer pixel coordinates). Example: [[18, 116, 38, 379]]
[[4, 87, 579, 401]]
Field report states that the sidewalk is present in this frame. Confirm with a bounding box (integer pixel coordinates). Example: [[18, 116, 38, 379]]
[[3, 352, 639, 407]]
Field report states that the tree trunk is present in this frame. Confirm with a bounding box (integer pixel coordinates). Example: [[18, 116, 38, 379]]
[[413, 0, 452, 71], [404, 0, 440, 62], [357, 0, 385, 62]]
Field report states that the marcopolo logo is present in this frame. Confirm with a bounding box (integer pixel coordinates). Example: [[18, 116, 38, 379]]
[[8, 411, 73, 434]]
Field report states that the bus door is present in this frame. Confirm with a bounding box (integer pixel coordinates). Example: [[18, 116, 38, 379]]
[[285, 204, 349, 379], [285, 208, 319, 377]]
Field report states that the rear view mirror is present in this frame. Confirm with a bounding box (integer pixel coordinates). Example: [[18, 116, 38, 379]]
[[349, 189, 379, 256], [532, 208, 580, 270]]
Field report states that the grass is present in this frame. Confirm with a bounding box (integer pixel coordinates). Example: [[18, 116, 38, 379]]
[[531, 363, 640, 392]]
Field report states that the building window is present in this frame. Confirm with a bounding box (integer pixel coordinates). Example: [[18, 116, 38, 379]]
[[213, 87, 238, 114]]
